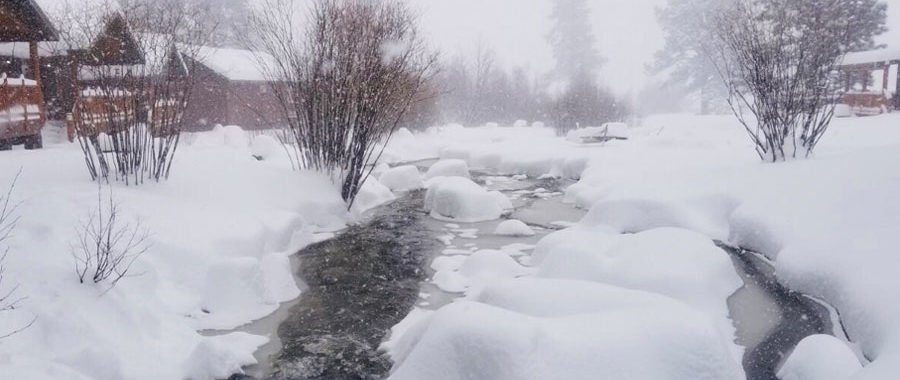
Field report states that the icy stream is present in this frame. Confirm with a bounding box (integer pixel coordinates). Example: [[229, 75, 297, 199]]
[[220, 165, 854, 380]]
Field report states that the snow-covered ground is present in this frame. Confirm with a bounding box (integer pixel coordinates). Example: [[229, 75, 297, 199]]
[[3, 112, 898, 379], [382, 114, 900, 379], [0, 125, 384, 379]]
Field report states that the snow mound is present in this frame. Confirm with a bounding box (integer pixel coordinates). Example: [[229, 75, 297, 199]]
[[351, 177, 396, 216], [390, 290, 742, 380], [431, 250, 531, 293], [494, 220, 535, 237], [379, 166, 424, 192], [249, 135, 281, 160], [424, 177, 506, 222], [425, 159, 470, 180], [537, 227, 741, 320], [777, 335, 862, 380]]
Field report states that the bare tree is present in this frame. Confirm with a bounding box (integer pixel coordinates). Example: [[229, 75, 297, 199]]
[[250, 0, 437, 206], [709, 0, 887, 161], [56, 0, 216, 184], [73, 188, 150, 286]]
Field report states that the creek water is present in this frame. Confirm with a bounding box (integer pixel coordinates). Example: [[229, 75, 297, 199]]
[[217, 167, 853, 380]]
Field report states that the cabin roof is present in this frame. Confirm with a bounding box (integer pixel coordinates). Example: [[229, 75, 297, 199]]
[[192, 46, 278, 82], [841, 48, 900, 69], [0, 0, 59, 42]]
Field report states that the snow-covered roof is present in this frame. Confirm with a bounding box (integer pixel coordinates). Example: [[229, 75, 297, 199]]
[[194, 46, 277, 82], [842, 48, 900, 67]]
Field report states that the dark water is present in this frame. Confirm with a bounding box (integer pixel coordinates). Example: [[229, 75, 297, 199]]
[[258, 191, 438, 380], [721, 243, 835, 380]]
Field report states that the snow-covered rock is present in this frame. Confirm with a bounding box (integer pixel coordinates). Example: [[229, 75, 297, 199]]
[[379, 165, 423, 192], [777, 335, 862, 380], [537, 227, 741, 322], [424, 177, 505, 222], [431, 250, 531, 293], [425, 159, 470, 180], [494, 220, 535, 237]]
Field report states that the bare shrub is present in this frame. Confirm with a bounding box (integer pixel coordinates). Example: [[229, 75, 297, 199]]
[[0, 172, 33, 340], [709, 0, 887, 161], [250, 0, 437, 207], [56, 0, 216, 184], [73, 189, 150, 286]]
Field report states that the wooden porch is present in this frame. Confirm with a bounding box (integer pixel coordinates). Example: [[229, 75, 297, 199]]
[[838, 49, 900, 116]]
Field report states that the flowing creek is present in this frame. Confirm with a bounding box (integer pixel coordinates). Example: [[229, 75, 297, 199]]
[[216, 164, 855, 380]]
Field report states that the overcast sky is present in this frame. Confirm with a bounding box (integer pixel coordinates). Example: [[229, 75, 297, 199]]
[[409, 0, 900, 95]]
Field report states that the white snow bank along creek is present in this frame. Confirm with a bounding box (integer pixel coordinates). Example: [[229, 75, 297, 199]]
[[381, 116, 900, 379], [0, 125, 378, 379]]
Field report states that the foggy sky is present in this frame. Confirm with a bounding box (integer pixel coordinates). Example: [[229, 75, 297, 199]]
[[410, 0, 900, 95]]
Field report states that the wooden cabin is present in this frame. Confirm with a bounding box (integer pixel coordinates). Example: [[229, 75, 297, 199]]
[[0, 0, 58, 150], [182, 46, 285, 131], [838, 48, 900, 116]]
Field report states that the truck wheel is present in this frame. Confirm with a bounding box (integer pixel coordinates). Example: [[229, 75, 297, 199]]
[[24, 134, 43, 150]]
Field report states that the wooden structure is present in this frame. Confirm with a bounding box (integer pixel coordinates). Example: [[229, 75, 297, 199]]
[[0, 0, 57, 149], [63, 14, 147, 141], [182, 46, 285, 131], [838, 48, 900, 116]]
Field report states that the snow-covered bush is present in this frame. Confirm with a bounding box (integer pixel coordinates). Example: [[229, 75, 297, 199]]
[[73, 191, 150, 286]]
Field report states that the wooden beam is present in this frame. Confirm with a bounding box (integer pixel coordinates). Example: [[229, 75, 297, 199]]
[[29, 40, 45, 125]]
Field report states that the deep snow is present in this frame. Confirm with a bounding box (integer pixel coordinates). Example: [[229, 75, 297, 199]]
[[0, 125, 360, 379], [382, 114, 900, 379]]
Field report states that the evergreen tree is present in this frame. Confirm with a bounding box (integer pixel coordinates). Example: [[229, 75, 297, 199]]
[[548, 0, 602, 80]]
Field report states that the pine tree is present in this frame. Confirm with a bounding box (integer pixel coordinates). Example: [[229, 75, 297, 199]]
[[547, 0, 602, 81], [651, 0, 727, 114]]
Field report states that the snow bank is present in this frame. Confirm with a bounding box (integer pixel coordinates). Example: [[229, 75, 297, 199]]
[[350, 177, 396, 217], [424, 177, 508, 222], [390, 280, 743, 380], [494, 220, 535, 237], [778, 335, 862, 380], [0, 125, 347, 379], [424, 159, 470, 180], [379, 165, 423, 192]]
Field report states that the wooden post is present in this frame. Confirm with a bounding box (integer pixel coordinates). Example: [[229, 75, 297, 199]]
[[883, 63, 890, 91], [29, 41, 45, 125], [67, 55, 80, 142], [862, 69, 869, 91], [895, 62, 900, 111]]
